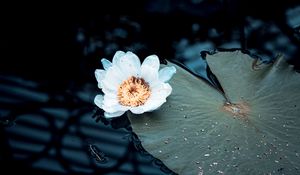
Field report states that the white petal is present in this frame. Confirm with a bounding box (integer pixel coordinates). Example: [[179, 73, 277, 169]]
[[104, 111, 126, 118], [101, 58, 112, 70], [102, 94, 129, 113], [152, 83, 172, 98], [112, 51, 126, 65], [159, 66, 176, 82], [101, 66, 124, 93], [102, 99, 128, 111], [101, 86, 116, 95], [113, 51, 141, 78], [103, 104, 128, 113], [94, 95, 104, 108], [143, 83, 172, 111], [143, 97, 167, 112], [123, 51, 141, 76], [141, 55, 160, 83], [103, 93, 119, 107], [95, 69, 106, 88], [142, 55, 160, 71], [141, 65, 159, 84], [130, 106, 145, 114]]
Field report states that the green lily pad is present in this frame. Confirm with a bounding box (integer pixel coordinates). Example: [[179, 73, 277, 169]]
[[128, 51, 300, 175]]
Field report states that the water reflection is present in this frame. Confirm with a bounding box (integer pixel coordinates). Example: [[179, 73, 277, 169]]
[[0, 75, 173, 174], [1, 1, 300, 174]]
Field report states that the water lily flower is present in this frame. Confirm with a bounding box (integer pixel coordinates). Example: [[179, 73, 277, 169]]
[[94, 51, 176, 118]]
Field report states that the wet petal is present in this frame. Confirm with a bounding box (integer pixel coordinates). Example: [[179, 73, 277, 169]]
[[143, 83, 172, 111], [142, 55, 160, 72], [102, 93, 129, 113], [155, 83, 172, 97], [101, 66, 124, 93], [102, 102, 128, 113], [103, 93, 119, 107], [113, 51, 141, 77], [94, 95, 104, 108], [95, 69, 106, 88], [141, 55, 160, 83], [104, 111, 126, 118], [130, 106, 146, 114], [143, 96, 166, 112], [112, 50, 126, 65], [141, 66, 159, 84], [159, 66, 176, 82], [101, 58, 112, 70]]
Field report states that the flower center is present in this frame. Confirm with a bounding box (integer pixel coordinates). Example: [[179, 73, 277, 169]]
[[117, 76, 151, 107]]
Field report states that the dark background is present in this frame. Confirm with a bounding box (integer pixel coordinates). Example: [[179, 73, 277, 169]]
[[1, 1, 300, 174]]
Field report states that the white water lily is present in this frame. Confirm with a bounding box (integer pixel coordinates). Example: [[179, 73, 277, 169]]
[[94, 51, 176, 118]]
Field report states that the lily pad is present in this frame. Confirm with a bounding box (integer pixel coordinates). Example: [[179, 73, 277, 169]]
[[128, 50, 300, 175]]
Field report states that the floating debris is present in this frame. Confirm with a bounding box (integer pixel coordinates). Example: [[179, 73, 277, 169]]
[[88, 144, 107, 163]]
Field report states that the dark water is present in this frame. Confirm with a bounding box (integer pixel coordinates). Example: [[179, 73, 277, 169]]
[[1, 1, 300, 174]]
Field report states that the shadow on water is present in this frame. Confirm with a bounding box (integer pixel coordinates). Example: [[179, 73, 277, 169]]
[[0, 75, 175, 174]]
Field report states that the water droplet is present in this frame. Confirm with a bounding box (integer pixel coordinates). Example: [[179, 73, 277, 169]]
[[218, 134, 221, 137], [201, 129, 205, 132], [204, 154, 210, 157], [283, 124, 286, 128], [175, 156, 178, 159], [0, 119, 15, 127], [213, 162, 218, 165], [232, 107, 240, 113], [275, 160, 279, 163], [180, 108, 184, 111], [159, 150, 162, 153], [184, 137, 188, 141], [196, 161, 200, 164], [273, 117, 276, 120], [183, 115, 187, 118], [145, 123, 148, 126], [217, 170, 224, 174], [296, 153, 299, 157], [198, 167, 204, 175]]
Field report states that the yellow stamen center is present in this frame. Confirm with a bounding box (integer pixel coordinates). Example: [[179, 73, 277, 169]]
[[117, 76, 151, 107]]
